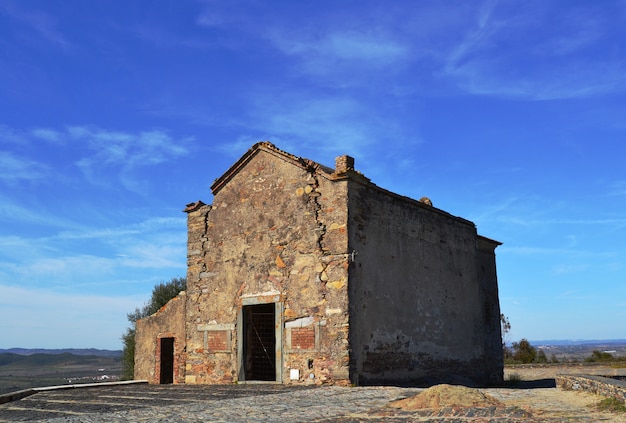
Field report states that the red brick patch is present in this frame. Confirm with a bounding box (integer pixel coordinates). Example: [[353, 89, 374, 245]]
[[291, 327, 315, 349], [208, 331, 228, 351]]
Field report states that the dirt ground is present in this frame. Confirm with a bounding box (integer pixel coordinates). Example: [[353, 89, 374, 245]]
[[385, 365, 626, 421], [496, 364, 626, 422], [504, 363, 626, 381]]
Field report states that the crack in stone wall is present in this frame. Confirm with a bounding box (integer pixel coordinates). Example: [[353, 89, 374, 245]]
[[302, 165, 329, 287]]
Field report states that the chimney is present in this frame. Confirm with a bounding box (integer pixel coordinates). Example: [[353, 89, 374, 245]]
[[335, 155, 354, 174]]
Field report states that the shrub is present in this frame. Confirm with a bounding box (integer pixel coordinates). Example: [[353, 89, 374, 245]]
[[596, 397, 626, 413], [585, 350, 614, 363], [506, 373, 522, 386], [535, 350, 547, 363]]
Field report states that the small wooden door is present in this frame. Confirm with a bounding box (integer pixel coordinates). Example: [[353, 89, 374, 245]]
[[159, 337, 174, 384]]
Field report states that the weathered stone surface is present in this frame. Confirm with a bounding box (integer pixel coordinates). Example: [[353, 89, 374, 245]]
[[557, 374, 626, 404], [135, 142, 503, 387], [134, 293, 186, 384]]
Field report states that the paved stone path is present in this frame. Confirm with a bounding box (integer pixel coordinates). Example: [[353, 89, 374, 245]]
[[0, 383, 623, 422]]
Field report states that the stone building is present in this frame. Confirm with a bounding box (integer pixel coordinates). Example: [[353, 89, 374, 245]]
[[135, 142, 503, 386]]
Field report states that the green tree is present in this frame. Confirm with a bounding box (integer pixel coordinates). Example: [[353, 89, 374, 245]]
[[511, 338, 537, 364], [500, 314, 512, 359], [121, 277, 186, 380]]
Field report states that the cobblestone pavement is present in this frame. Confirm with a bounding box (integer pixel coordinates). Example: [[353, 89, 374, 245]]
[[0, 383, 624, 422]]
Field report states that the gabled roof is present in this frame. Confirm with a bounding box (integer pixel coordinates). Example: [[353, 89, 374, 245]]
[[210, 142, 336, 194], [207, 142, 499, 244]]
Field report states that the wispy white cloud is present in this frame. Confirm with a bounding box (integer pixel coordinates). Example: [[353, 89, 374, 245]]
[[244, 95, 406, 159], [470, 192, 626, 229], [222, 89, 423, 181], [191, 0, 626, 101], [0, 219, 186, 312], [196, 1, 411, 84], [439, 1, 626, 100], [503, 245, 615, 259], [557, 290, 577, 299], [56, 217, 184, 241], [467, 196, 521, 226], [0, 124, 28, 145], [272, 30, 409, 75], [0, 249, 181, 290], [608, 181, 626, 198], [0, 0, 70, 49], [2, 124, 194, 193], [129, 23, 216, 50], [118, 244, 185, 269], [456, 62, 626, 100], [0, 197, 74, 229], [553, 264, 589, 275], [54, 217, 187, 272], [444, 0, 499, 76], [11, 254, 115, 282], [31, 127, 64, 144], [498, 216, 626, 227], [70, 126, 189, 165], [267, 98, 372, 149], [195, 0, 242, 28], [0, 214, 186, 267], [556, 289, 597, 301], [0, 151, 48, 184], [64, 126, 193, 192], [535, 18, 602, 56], [216, 136, 267, 158]]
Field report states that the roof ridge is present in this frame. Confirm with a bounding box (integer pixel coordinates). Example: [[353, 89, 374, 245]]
[[210, 142, 335, 194]]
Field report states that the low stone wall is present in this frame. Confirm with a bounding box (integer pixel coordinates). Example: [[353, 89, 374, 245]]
[[0, 380, 147, 405], [0, 389, 36, 405], [556, 374, 626, 404]]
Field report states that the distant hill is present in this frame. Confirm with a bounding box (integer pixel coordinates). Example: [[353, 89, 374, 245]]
[[525, 339, 626, 361], [0, 352, 114, 367], [0, 348, 121, 357], [531, 339, 626, 346], [0, 351, 122, 395]]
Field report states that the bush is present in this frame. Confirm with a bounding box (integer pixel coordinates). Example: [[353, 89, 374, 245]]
[[535, 349, 547, 363], [505, 373, 523, 386], [585, 350, 614, 363], [596, 397, 626, 413]]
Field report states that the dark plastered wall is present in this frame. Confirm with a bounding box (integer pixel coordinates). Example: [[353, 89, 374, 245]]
[[347, 181, 502, 386], [477, 238, 504, 385]]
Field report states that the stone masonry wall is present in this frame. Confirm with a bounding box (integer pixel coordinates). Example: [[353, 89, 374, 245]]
[[556, 374, 626, 404], [135, 293, 186, 384], [175, 142, 502, 386], [184, 147, 351, 385]]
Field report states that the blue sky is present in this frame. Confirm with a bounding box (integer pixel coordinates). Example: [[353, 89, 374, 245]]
[[1, 0, 625, 350]]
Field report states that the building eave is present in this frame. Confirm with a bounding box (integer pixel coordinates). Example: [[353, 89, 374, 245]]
[[478, 235, 503, 250]]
